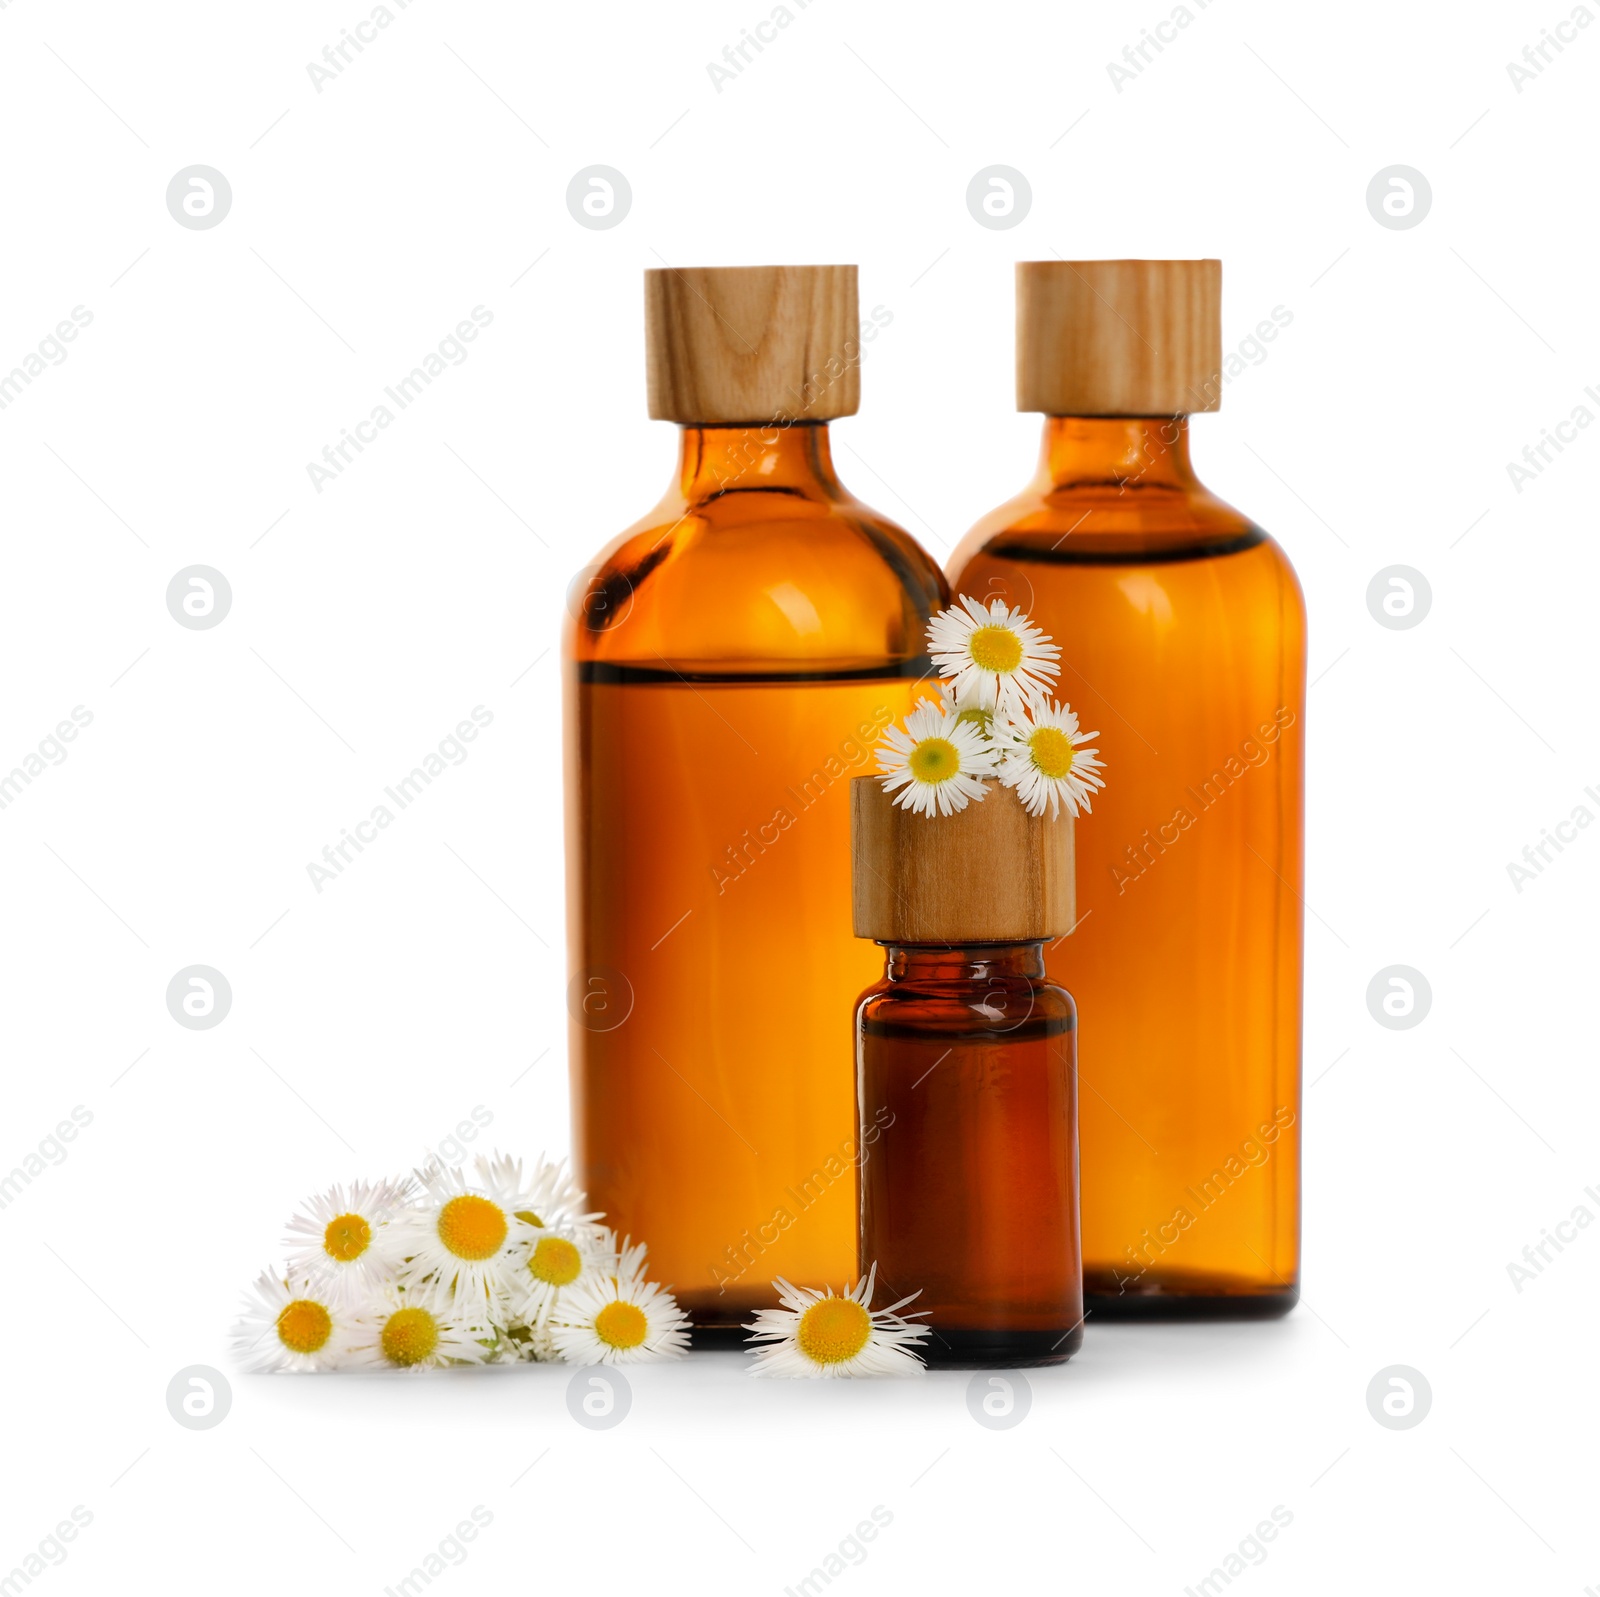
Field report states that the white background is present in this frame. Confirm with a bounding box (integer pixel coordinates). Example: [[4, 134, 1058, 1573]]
[[2, 0, 1595, 1591]]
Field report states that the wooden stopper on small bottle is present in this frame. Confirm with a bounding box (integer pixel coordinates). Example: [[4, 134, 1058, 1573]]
[[1016, 259, 1223, 416], [644, 264, 861, 425], [851, 777, 1075, 944]]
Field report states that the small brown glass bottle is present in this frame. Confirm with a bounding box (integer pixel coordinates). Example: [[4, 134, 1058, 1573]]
[[850, 777, 1082, 1366]]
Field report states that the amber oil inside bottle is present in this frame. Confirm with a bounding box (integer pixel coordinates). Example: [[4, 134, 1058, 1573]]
[[857, 940, 1083, 1366], [948, 416, 1304, 1318], [568, 421, 946, 1333]]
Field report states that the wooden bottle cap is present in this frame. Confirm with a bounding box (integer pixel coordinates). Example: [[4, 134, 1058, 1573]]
[[1016, 259, 1223, 416], [644, 264, 861, 425], [851, 777, 1075, 943]]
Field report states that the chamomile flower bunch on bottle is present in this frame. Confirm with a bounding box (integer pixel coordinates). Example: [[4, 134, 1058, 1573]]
[[874, 595, 1106, 820], [231, 1151, 688, 1372]]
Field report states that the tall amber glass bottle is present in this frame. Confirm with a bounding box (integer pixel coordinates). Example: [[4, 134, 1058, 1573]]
[[948, 261, 1305, 1317], [565, 266, 947, 1331]]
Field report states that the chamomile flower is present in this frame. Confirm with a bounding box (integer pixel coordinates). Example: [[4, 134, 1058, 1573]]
[[282, 1176, 414, 1302], [506, 1228, 607, 1326], [927, 594, 1060, 716], [546, 1239, 691, 1365], [387, 1163, 532, 1311], [743, 1263, 929, 1378], [997, 697, 1106, 819], [346, 1286, 492, 1371], [473, 1150, 606, 1250], [875, 700, 999, 818], [939, 677, 997, 739], [232, 1269, 357, 1373], [498, 1228, 631, 1362]]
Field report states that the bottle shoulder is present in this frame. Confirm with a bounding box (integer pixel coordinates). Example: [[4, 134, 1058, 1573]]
[[948, 478, 1295, 576], [569, 487, 948, 674]]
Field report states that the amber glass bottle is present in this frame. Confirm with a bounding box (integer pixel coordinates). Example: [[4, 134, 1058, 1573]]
[[565, 266, 946, 1331], [948, 261, 1305, 1318], [851, 779, 1083, 1365]]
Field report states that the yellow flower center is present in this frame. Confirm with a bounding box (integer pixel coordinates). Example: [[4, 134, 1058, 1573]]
[[528, 1235, 584, 1287], [593, 1300, 649, 1349], [968, 625, 1023, 674], [381, 1306, 440, 1366], [908, 737, 960, 784], [797, 1297, 872, 1365], [1029, 726, 1075, 780], [323, 1212, 372, 1262], [953, 705, 992, 735], [436, 1194, 508, 1261], [514, 1209, 546, 1228], [276, 1298, 333, 1355]]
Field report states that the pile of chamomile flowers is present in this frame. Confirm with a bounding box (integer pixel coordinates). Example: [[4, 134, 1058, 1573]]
[[876, 594, 1107, 819], [233, 1155, 688, 1372], [232, 1153, 931, 1378]]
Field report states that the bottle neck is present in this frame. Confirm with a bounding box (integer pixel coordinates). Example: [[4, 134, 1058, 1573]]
[[1035, 415, 1202, 493], [883, 942, 1045, 984], [676, 421, 842, 503]]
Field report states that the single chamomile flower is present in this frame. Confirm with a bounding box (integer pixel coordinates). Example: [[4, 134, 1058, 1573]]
[[997, 697, 1106, 819], [875, 700, 999, 818], [387, 1163, 532, 1311], [546, 1240, 691, 1365], [743, 1263, 929, 1378], [232, 1269, 357, 1373], [927, 594, 1060, 716], [346, 1287, 492, 1372], [283, 1176, 414, 1302], [939, 677, 997, 739], [506, 1228, 607, 1327], [473, 1150, 606, 1250]]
